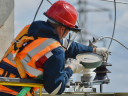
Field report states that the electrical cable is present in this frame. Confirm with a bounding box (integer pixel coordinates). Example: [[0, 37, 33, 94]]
[[100, 0, 128, 4], [47, 0, 52, 5], [98, 36, 128, 50], [98, 0, 128, 51], [87, 2, 111, 11], [108, 0, 116, 49], [33, 0, 53, 22], [33, 0, 44, 22]]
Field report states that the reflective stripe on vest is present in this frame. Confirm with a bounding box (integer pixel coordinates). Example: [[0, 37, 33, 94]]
[[3, 38, 61, 77]]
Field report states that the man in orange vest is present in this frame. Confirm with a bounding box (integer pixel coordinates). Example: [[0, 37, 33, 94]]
[[0, 0, 108, 95]]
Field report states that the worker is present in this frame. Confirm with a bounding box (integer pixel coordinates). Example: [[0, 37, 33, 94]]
[[0, 0, 108, 96]]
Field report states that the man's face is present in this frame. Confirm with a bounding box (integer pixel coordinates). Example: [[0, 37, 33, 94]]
[[61, 29, 70, 40], [57, 26, 70, 40]]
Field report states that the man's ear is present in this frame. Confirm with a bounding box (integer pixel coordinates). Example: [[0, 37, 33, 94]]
[[56, 26, 65, 37], [60, 26, 65, 31]]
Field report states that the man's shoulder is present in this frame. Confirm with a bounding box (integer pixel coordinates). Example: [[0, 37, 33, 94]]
[[29, 20, 47, 28], [31, 20, 44, 24], [52, 46, 64, 55], [45, 47, 64, 62]]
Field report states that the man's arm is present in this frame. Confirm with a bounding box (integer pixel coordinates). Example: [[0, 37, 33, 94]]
[[43, 47, 73, 95], [61, 39, 93, 59]]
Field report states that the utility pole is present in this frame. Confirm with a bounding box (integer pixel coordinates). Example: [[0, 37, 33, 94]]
[[0, 0, 14, 59], [77, 0, 88, 44]]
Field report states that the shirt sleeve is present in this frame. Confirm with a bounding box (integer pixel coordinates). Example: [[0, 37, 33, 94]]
[[43, 47, 73, 95], [61, 39, 93, 59]]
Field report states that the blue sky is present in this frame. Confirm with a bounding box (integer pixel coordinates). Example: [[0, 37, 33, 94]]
[[15, 0, 128, 93], [85, 0, 128, 92]]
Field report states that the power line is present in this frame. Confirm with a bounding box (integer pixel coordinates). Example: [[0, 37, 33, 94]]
[[33, 0, 52, 22], [33, 0, 44, 22], [98, 36, 128, 50], [47, 0, 52, 5], [108, 0, 116, 49], [87, 2, 111, 11], [100, 0, 128, 4]]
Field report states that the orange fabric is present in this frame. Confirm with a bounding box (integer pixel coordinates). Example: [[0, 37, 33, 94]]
[[0, 25, 42, 95], [9, 73, 16, 78], [3, 58, 16, 68], [0, 68, 4, 76], [27, 41, 61, 68], [14, 56, 27, 78], [18, 38, 48, 60], [0, 69, 18, 95], [11, 50, 16, 54], [1, 24, 61, 95], [16, 36, 35, 48], [3, 38, 61, 77], [0, 85, 18, 95], [15, 25, 30, 41], [0, 68, 16, 78], [25, 71, 36, 78], [4, 71, 8, 77]]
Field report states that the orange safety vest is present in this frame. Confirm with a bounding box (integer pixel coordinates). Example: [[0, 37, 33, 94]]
[[0, 25, 62, 95]]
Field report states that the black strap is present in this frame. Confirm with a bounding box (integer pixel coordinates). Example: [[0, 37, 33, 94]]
[[6, 72, 10, 77], [14, 42, 18, 51]]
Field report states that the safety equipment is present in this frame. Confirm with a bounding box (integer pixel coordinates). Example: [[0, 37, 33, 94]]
[[44, 0, 81, 32], [0, 25, 62, 95], [0, 25, 32, 96], [68, 60, 84, 73], [95, 48, 109, 56], [2, 25, 61, 77]]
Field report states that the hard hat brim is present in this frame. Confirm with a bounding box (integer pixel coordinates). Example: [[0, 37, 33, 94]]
[[70, 25, 81, 33], [44, 13, 81, 33]]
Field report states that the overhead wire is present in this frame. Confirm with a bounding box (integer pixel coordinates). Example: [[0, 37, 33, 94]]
[[100, 0, 128, 4], [97, 0, 128, 51], [33, 0, 53, 22], [78, 1, 128, 51], [33, 0, 44, 22], [108, 0, 116, 49], [87, 2, 111, 12], [47, 0, 52, 5], [98, 36, 128, 50], [32, 0, 127, 51]]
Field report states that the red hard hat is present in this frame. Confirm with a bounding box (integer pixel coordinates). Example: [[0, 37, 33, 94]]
[[44, 0, 80, 32]]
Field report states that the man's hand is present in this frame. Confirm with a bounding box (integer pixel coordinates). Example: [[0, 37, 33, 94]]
[[94, 48, 109, 55], [68, 60, 84, 73]]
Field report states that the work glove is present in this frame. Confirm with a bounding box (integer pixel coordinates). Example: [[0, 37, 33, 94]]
[[95, 48, 109, 56], [68, 60, 84, 73]]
